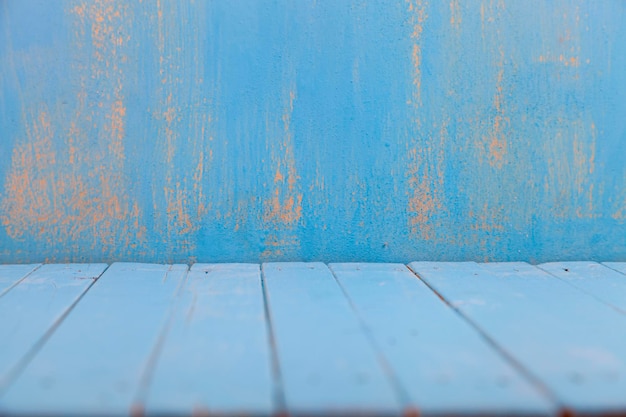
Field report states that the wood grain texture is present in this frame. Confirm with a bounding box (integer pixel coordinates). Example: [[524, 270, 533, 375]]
[[143, 263, 274, 416], [0, 263, 106, 393], [538, 261, 626, 314], [1, 0, 626, 263], [262, 262, 400, 414], [330, 263, 554, 415], [0, 264, 40, 296], [0, 263, 187, 416], [409, 261, 626, 413]]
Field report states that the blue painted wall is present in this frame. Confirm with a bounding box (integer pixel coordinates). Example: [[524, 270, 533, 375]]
[[1, 0, 625, 263]]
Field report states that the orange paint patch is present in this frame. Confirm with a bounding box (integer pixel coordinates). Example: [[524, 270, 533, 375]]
[[469, 203, 505, 233], [193, 145, 211, 219], [266, 191, 303, 225], [537, 6, 586, 69], [572, 122, 597, 218], [405, 0, 441, 241], [407, 0, 427, 106], [537, 53, 581, 67], [261, 234, 300, 259], [110, 99, 126, 157], [449, 0, 461, 29], [264, 90, 302, 226], [262, 90, 302, 257], [486, 48, 508, 168], [408, 180, 436, 239], [0, 0, 145, 255], [274, 169, 285, 184], [544, 118, 598, 220], [1, 111, 57, 239], [165, 185, 194, 234], [149, 1, 213, 255], [467, 202, 505, 256], [405, 142, 444, 241]]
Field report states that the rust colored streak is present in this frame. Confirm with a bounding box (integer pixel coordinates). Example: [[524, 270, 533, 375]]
[[408, 179, 435, 240], [613, 205, 626, 221], [264, 90, 302, 226], [262, 90, 302, 257], [76, 0, 144, 251], [151, 0, 212, 251], [537, 6, 586, 70], [0, 1, 146, 254], [537, 7, 596, 220], [488, 62, 508, 168], [261, 233, 300, 259], [1, 112, 57, 239], [469, 203, 505, 233], [155, 0, 188, 243], [479, 0, 508, 169], [449, 0, 461, 30], [193, 141, 212, 219], [405, 138, 444, 241], [537, 54, 581, 67], [408, 0, 427, 107], [544, 116, 598, 220], [572, 121, 597, 219], [405, 0, 442, 241]]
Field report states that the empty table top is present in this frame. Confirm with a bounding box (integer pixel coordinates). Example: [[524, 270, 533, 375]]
[[1, 261, 626, 416]]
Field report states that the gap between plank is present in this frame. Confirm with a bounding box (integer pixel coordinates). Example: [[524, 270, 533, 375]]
[[602, 263, 626, 277], [0, 264, 43, 299], [328, 265, 413, 413], [0, 263, 110, 396], [404, 264, 564, 413], [536, 264, 626, 316], [131, 264, 190, 416], [260, 264, 287, 415]]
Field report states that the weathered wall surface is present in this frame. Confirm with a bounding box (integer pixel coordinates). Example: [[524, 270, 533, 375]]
[[1, 0, 625, 263]]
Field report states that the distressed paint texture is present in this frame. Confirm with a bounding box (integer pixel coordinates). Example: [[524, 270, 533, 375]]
[[1, 0, 625, 263], [1, 0, 145, 261]]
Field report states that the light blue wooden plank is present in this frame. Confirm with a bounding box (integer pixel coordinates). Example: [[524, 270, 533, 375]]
[[539, 261, 626, 314], [330, 263, 554, 415], [603, 262, 626, 276], [0, 264, 41, 296], [409, 261, 626, 413], [0, 263, 106, 393], [262, 262, 400, 415], [0, 262, 187, 416], [143, 263, 273, 415]]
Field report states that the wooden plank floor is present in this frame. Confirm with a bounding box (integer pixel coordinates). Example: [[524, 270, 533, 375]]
[[0, 262, 625, 416]]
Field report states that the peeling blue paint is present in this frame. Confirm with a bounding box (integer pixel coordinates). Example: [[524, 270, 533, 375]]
[[0, 0, 625, 263]]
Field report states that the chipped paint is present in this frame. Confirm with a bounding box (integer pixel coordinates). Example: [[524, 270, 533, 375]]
[[405, 0, 447, 242], [487, 60, 507, 168], [481, 0, 508, 169], [545, 118, 598, 220], [537, 4, 587, 70], [407, 0, 427, 107], [1, 111, 57, 239], [148, 0, 214, 257], [262, 90, 302, 258], [407, 175, 436, 239], [449, 0, 462, 30], [0, 0, 145, 258], [265, 91, 302, 225]]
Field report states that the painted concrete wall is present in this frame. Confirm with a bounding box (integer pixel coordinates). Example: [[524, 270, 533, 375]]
[[1, 0, 625, 264]]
